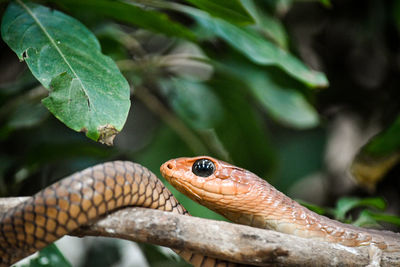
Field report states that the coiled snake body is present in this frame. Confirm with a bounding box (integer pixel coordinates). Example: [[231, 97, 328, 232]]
[[0, 161, 230, 267], [1, 157, 400, 266]]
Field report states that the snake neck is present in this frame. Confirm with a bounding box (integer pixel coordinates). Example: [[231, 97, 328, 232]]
[[211, 179, 400, 250]]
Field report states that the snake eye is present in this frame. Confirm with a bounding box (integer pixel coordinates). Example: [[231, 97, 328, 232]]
[[192, 159, 215, 177]]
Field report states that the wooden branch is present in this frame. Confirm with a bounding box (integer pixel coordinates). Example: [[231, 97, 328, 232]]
[[1, 197, 399, 266]]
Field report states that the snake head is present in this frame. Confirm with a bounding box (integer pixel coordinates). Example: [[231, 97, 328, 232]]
[[160, 156, 254, 206]]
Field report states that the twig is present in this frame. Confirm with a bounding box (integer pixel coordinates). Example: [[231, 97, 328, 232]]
[[1, 197, 399, 266]]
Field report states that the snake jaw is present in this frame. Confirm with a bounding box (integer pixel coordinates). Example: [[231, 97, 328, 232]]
[[176, 181, 203, 202]]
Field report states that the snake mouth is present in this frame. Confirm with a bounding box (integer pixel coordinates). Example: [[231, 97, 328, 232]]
[[173, 179, 203, 201]]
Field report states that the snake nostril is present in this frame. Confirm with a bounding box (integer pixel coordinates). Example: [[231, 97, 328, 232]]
[[167, 163, 173, 170]]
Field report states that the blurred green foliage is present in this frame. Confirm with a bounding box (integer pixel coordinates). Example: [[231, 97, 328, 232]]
[[363, 116, 400, 156], [1, 0, 400, 266], [16, 244, 71, 267], [300, 196, 400, 228]]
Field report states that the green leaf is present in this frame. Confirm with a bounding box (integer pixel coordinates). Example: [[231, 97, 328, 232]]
[[241, 0, 288, 48], [139, 243, 191, 267], [181, 7, 328, 87], [17, 243, 71, 267], [350, 115, 400, 189], [365, 211, 400, 227], [351, 210, 382, 228], [1, 1, 130, 143], [183, 0, 254, 24], [221, 61, 319, 129], [297, 199, 327, 215], [53, 0, 196, 41], [319, 0, 332, 8], [160, 78, 223, 129], [334, 197, 386, 221], [246, 69, 319, 128], [362, 115, 400, 156]]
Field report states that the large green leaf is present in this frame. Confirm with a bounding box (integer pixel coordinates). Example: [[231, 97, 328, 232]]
[[183, 0, 254, 24], [53, 0, 195, 41], [1, 1, 130, 144], [179, 6, 328, 87]]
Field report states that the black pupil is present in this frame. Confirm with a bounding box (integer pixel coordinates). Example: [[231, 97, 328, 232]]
[[192, 159, 215, 177]]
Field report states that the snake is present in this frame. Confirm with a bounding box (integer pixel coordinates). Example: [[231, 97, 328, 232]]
[[160, 156, 400, 252], [1, 157, 399, 266], [0, 161, 234, 267]]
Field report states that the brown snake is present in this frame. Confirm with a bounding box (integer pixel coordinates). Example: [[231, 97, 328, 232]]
[[161, 156, 400, 252], [0, 161, 234, 267], [1, 157, 400, 266]]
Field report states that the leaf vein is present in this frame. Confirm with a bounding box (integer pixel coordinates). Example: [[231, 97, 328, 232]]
[[17, 0, 90, 102]]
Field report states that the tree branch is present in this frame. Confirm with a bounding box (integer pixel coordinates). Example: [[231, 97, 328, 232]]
[[1, 197, 399, 266]]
